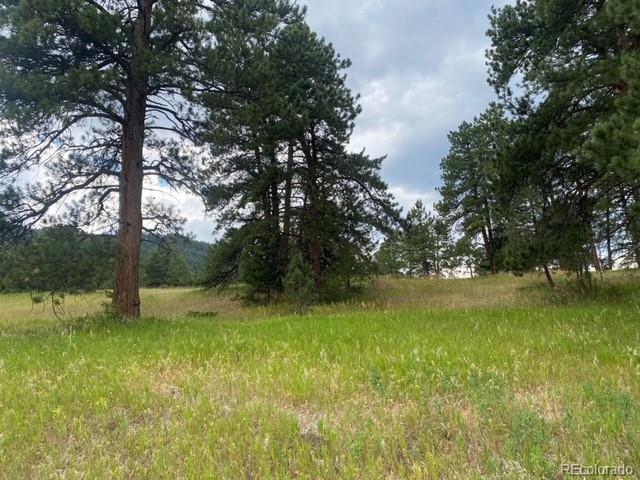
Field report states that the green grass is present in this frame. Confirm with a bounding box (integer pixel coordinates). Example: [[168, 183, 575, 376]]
[[1, 274, 639, 478]]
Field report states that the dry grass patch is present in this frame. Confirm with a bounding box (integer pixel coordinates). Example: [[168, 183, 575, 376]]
[[512, 385, 564, 424]]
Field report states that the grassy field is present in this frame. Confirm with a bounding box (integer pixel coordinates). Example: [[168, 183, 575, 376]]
[[1, 273, 639, 478]]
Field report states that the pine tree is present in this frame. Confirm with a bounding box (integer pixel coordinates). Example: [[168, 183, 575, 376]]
[[0, 0, 299, 317], [404, 200, 436, 278], [239, 220, 282, 300], [143, 243, 193, 288], [202, 16, 398, 300], [376, 235, 406, 277], [487, 0, 640, 270], [437, 104, 508, 274], [200, 228, 246, 290], [0, 225, 115, 293]]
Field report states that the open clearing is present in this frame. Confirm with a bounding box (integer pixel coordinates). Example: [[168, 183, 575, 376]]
[[1, 274, 639, 479]]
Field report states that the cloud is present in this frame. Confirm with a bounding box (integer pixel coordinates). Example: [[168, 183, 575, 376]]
[[304, 0, 503, 213], [154, 1, 506, 240], [11, 1, 508, 242], [389, 186, 440, 214]]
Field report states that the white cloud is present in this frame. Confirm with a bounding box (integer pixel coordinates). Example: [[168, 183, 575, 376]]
[[142, 178, 215, 242], [153, 2, 502, 240], [10, 1, 505, 243], [306, 0, 501, 193], [389, 186, 440, 214]]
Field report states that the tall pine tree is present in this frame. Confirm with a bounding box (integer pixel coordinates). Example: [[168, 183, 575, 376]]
[[0, 0, 299, 317]]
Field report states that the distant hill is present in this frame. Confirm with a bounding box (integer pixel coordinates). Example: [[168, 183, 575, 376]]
[[141, 235, 211, 274], [10, 228, 212, 274]]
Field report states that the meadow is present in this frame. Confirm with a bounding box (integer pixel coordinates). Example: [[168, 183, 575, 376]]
[[1, 273, 639, 479]]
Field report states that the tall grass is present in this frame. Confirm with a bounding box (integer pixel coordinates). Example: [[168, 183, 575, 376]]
[[0, 273, 638, 478]]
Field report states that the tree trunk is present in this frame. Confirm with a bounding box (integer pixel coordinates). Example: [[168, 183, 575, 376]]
[[591, 238, 603, 274], [300, 132, 322, 289], [481, 227, 496, 274], [255, 148, 272, 221], [307, 181, 322, 289], [606, 202, 613, 270], [483, 202, 497, 274], [543, 264, 555, 289], [623, 188, 640, 268], [633, 192, 640, 268], [113, 2, 152, 319], [268, 150, 280, 243], [309, 229, 322, 288], [593, 246, 603, 281], [281, 141, 294, 267]]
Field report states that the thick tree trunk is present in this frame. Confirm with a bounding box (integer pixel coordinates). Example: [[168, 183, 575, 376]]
[[114, 105, 145, 318], [113, 2, 152, 319]]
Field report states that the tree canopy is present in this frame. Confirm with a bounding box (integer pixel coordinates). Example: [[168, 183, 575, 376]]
[[0, 0, 303, 315], [200, 19, 399, 299], [1, 1, 398, 308], [436, 0, 640, 285]]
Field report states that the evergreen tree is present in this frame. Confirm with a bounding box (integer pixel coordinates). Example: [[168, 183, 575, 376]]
[[238, 220, 282, 300], [449, 237, 484, 279], [0, 225, 115, 293], [487, 0, 640, 270], [404, 200, 437, 278], [375, 234, 406, 277], [437, 104, 509, 274], [143, 243, 193, 288], [375, 202, 457, 279], [200, 228, 246, 290], [0, 0, 299, 317], [202, 17, 398, 300]]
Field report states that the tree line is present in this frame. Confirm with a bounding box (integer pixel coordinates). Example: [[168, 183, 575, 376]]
[[378, 0, 639, 285], [0, 1, 398, 316], [0, 225, 207, 293], [2, 0, 637, 313]]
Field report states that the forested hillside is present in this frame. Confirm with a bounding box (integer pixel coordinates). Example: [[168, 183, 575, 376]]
[[0, 227, 210, 292]]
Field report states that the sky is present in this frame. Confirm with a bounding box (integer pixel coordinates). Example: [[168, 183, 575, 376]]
[[164, 0, 509, 242]]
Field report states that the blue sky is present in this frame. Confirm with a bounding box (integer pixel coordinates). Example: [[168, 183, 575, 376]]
[[175, 0, 508, 241]]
